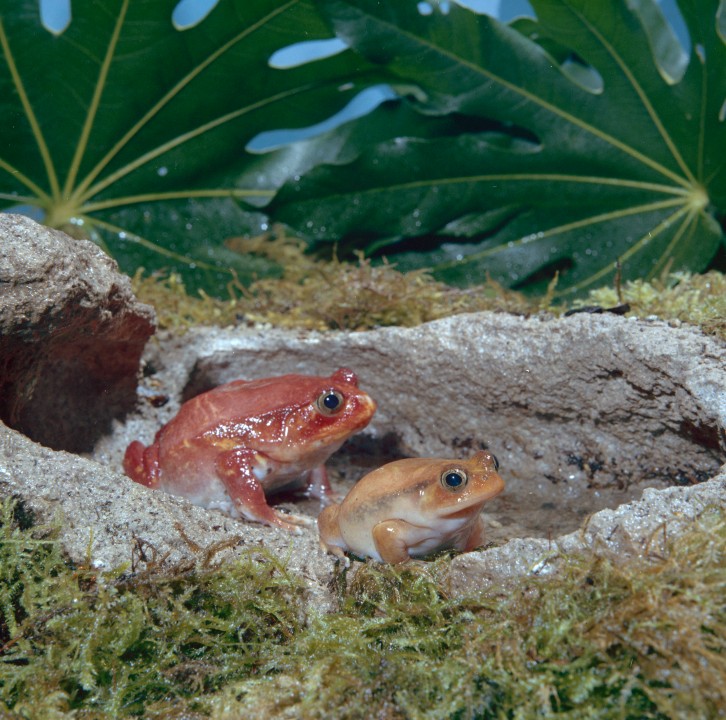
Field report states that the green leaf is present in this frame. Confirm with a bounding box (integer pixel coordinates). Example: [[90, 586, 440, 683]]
[[0, 0, 379, 291], [271, 0, 726, 294]]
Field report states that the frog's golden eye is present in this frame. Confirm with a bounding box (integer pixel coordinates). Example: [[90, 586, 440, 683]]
[[316, 389, 345, 416], [441, 469, 468, 490]]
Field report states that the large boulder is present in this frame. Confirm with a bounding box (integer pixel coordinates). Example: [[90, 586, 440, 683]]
[[0, 214, 155, 451]]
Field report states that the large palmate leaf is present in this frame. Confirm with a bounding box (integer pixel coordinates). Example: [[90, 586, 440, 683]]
[[0, 0, 379, 289], [271, 0, 726, 294]]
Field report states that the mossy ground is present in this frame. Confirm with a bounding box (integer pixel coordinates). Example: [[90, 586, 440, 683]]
[[131, 227, 726, 341], [34, 236, 720, 717], [1, 497, 724, 719]]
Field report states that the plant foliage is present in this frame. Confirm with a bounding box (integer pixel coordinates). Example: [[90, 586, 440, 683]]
[[271, 0, 726, 294], [0, 0, 378, 290], [1, 0, 724, 296]]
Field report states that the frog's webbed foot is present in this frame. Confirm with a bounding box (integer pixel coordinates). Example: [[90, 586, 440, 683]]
[[318, 536, 351, 567], [276, 510, 315, 530]]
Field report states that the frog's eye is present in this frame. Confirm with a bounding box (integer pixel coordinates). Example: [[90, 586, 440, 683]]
[[316, 390, 345, 416], [441, 469, 468, 490], [491, 454, 500, 471]]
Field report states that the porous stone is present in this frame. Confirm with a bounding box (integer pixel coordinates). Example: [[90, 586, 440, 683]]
[[448, 469, 726, 595], [0, 214, 155, 451], [0, 421, 334, 610], [115, 314, 725, 533], [2, 300, 725, 602], [96, 312, 725, 595]]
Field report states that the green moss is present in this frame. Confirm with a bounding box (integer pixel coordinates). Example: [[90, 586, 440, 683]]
[[2, 498, 724, 718], [0, 499, 307, 717], [574, 271, 726, 340], [226, 512, 726, 719]]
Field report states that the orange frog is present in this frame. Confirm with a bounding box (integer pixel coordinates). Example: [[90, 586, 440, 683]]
[[123, 368, 376, 531], [318, 451, 504, 563]]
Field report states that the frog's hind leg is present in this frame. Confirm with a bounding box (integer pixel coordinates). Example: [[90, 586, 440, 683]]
[[215, 449, 313, 532], [123, 441, 161, 488], [317, 504, 349, 564]]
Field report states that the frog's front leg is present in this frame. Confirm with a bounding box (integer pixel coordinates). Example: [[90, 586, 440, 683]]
[[123, 441, 161, 488], [371, 519, 430, 564], [304, 465, 341, 505], [464, 515, 487, 551], [215, 448, 313, 532]]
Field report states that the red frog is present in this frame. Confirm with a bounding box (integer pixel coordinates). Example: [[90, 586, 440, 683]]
[[123, 368, 376, 531]]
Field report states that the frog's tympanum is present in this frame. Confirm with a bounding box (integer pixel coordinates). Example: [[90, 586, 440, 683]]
[[123, 368, 376, 531], [318, 451, 504, 563]]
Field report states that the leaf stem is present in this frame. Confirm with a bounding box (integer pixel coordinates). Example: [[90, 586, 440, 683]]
[[368, 11, 695, 189], [61, 0, 129, 197], [571, 3, 697, 185], [0, 158, 52, 203], [0, 192, 39, 205], [564, 204, 692, 294], [75, 83, 318, 202], [68, 0, 298, 205], [88, 216, 235, 272], [649, 205, 701, 278], [0, 17, 60, 200], [310, 172, 689, 200], [81, 188, 274, 213], [436, 195, 686, 271]]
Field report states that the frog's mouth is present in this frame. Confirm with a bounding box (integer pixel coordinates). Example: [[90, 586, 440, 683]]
[[441, 501, 488, 519], [439, 487, 503, 518]]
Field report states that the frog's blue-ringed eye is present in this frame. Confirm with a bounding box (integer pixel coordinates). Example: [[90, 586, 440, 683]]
[[441, 469, 467, 490], [316, 389, 345, 416]]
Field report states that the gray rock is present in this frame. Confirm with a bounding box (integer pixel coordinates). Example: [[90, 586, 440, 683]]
[[448, 470, 726, 595], [0, 214, 155, 451], [0, 421, 334, 610], [1, 277, 724, 602], [97, 312, 725, 594], [126, 313, 725, 536]]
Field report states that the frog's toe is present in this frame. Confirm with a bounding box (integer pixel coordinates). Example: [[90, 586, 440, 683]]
[[278, 510, 315, 528]]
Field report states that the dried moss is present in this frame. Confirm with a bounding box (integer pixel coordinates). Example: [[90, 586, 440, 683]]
[[3, 498, 724, 719], [132, 231, 726, 340], [573, 270, 726, 340], [132, 227, 532, 332]]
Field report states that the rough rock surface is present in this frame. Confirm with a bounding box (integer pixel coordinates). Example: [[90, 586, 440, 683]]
[[0, 421, 334, 610], [1, 285, 725, 603], [104, 314, 725, 537], [0, 214, 155, 451], [96, 314, 725, 593]]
